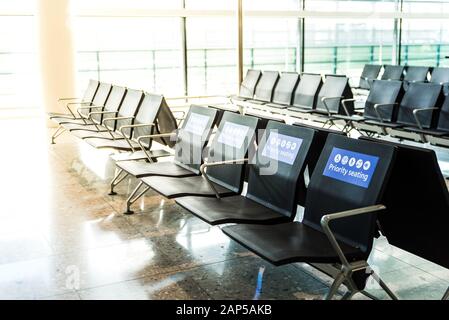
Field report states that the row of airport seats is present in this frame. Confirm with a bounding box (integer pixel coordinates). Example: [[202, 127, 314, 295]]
[[354, 64, 449, 92], [48, 80, 179, 161], [49, 85, 449, 299]]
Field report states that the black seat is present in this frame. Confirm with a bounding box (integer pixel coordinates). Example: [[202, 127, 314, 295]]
[[49, 79, 99, 121], [223, 135, 396, 299], [265, 72, 300, 108], [116, 105, 218, 180], [354, 64, 382, 90], [359, 136, 449, 299], [246, 71, 280, 104], [381, 65, 405, 81], [138, 112, 259, 200], [339, 80, 404, 134], [430, 67, 449, 85], [63, 85, 126, 133], [292, 122, 346, 206], [50, 82, 112, 126], [84, 92, 168, 150], [231, 69, 261, 101], [395, 82, 444, 129], [287, 73, 322, 112], [309, 75, 354, 117], [176, 121, 316, 225], [404, 66, 430, 83], [244, 110, 285, 131]]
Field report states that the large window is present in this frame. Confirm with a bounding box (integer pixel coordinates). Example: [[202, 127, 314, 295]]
[[187, 17, 236, 95], [73, 17, 184, 96], [304, 18, 396, 77]]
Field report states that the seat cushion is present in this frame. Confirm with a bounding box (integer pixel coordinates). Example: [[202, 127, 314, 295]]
[[176, 195, 290, 226], [402, 127, 449, 136], [363, 120, 403, 128], [141, 175, 236, 199], [111, 149, 172, 162], [246, 99, 266, 105], [265, 103, 288, 109], [61, 122, 101, 132], [222, 222, 363, 266], [230, 95, 247, 101], [84, 137, 136, 150], [118, 161, 196, 178], [73, 130, 123, 140], [51, 117, 90, 125]]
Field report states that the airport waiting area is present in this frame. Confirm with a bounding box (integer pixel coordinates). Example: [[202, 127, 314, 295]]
[[2, 0, 449, 306]]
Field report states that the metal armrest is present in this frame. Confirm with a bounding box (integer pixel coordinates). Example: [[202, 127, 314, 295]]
[[200, 158, 248, 199], [373, 103, 397, 123], [78, 106, 105, 120], [412, 107, 439, 130], [119, 123, 156, 151], [88, 110, 117, 121], [65, 102, 91, 118], [58, 97, 80, 102], [341, 98, 364, 117], [321, 96, 344, 117], [320, 204, 386, 268], [136, 132, 177, 162], [102, 116, 134, 139]]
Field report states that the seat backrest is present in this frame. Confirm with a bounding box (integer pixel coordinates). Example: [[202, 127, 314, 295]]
[[153, 97, 178, 148], [436, 95, 449, 132], [292, 73, 323, 109], [253, 71, 280, 102], [359, 64, 382, 90], [404, 66, 430, 83], [82, 82, 112, 118], [430, 67, 449, 85], [303, 134, 396, 254], [206, 112, 259, 194], [272, 72, 300, 105], [364, 80, 404, 122], [173, 105, 218, 174], [316, 75, 353, 114], [244, 110, 284, 132], [82, 80, 100, 103], [396, 82, 444, 128], [246, 121, 316, 218], [359, 136, 449, 269], [108, 89, 144, 133], [131, 93, 164, 146], [381, 65, 405, 81], [91, 85, 126, 124], [239, 69, 262, 99]]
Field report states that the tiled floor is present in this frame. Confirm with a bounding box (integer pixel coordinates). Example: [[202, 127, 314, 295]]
[[0, 116, 448, 300]]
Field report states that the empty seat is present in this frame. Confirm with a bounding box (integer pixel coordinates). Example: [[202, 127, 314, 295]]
[[50, 82, 112, 126], [176, 121, 316, 225], [112, 105, 218, 199], [265, 72, 300, 108], [354, 64, 382, 90], [62, 85, 126, 133], [430, 67, 449, 85], [381, 65, 405, 81], [404, 66, 430, 83], [49, 79, 99, 120], [340, 80, 404, 134], [136, 112, 259, 200], [222, 134, 396, 299], [231, 69, 262, 101], [314, 75, 353, 115], [287, 73, 322, 111], [247, 71, 280, 104]]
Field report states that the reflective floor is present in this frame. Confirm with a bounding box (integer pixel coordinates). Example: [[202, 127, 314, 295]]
[[0, 116, 448, 300]]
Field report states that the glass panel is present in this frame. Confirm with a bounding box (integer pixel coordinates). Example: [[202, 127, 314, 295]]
[[402, 0, 449, 14], [305, 0, 397, 12], [244, 17, 299, 73], [184, 0, 234, 10], [187, 17, 237, 95], [401, 19, 449, 67], [304, 18, 395, 78], [244, 0, 300, 10], [71, 0, 182, 11], [73, 17, 183, 96]]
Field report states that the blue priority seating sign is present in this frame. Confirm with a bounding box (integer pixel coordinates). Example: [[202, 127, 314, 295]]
[[261, 132, 303, 165], [323, 147, 379, 188]]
